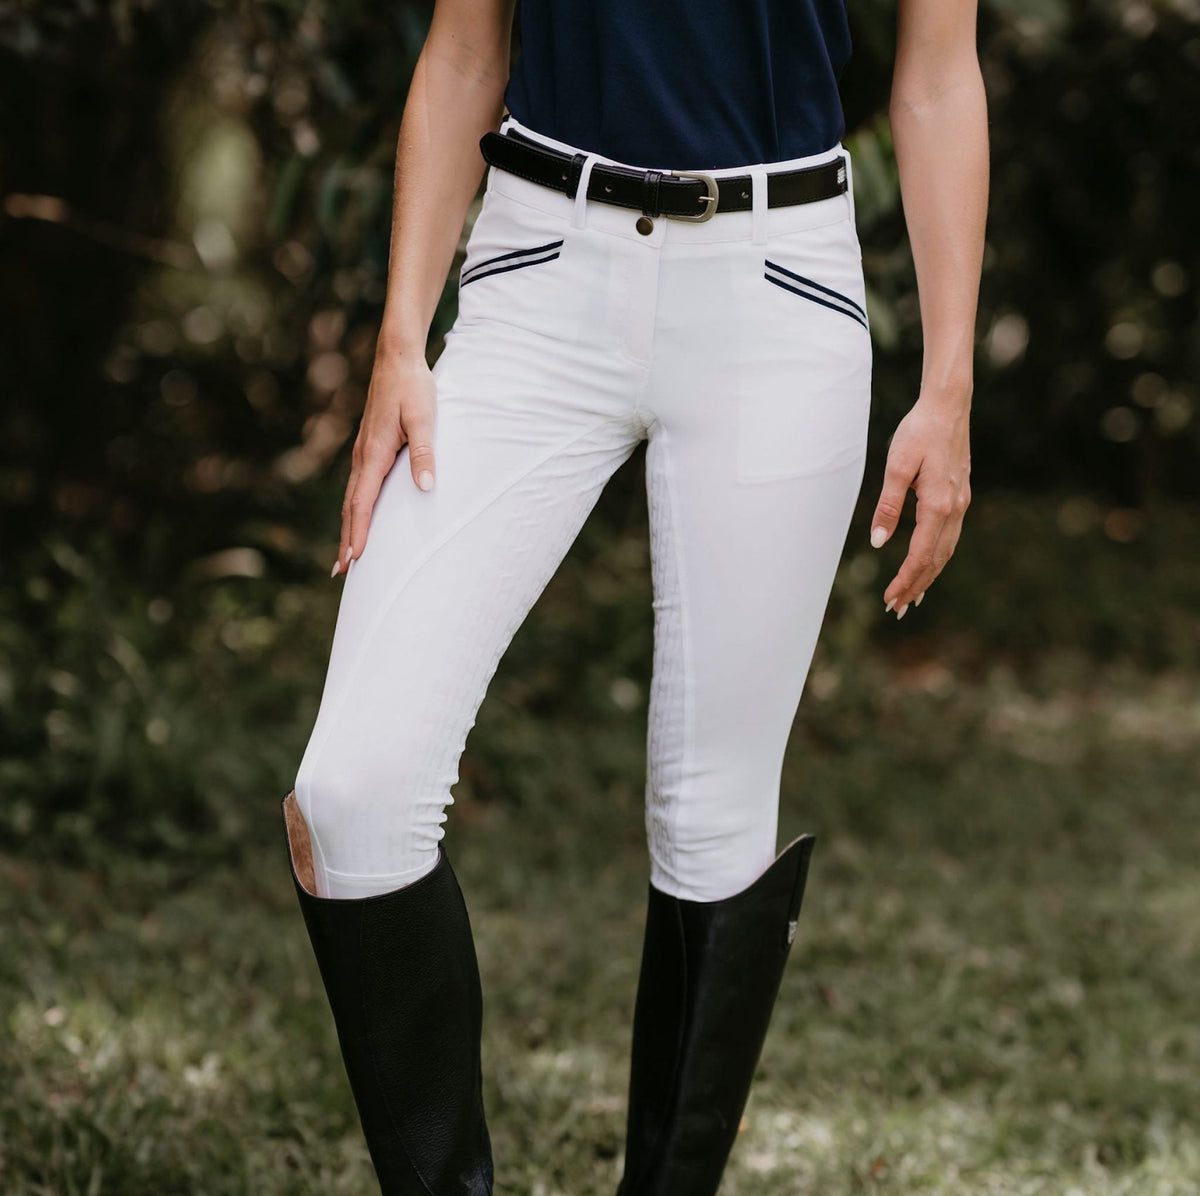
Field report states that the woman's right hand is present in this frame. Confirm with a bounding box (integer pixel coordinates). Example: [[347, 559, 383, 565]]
[[332, 353, 438, 577]]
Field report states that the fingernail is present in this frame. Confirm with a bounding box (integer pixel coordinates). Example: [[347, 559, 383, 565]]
[[870, 526, 888, 549], [330, 559, 341, 579], [915, 591, 925, 607], [896, 603, 910, 620], [885, 598, 896, 613], [417, 470, 434, 492]]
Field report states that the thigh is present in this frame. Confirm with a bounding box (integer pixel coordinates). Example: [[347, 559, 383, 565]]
[[298, 316, 641, 805], [644, 425, 867, 775], [650, 210, 872, 739]]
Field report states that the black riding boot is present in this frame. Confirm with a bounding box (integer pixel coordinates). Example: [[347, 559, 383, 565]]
[[616, 833, 816, 1196], [282, 792, 494, 1195]]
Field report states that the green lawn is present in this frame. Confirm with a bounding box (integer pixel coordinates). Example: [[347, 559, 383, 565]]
[[3, 492, 1199, 1193], [3, 656, 1198, 1194]]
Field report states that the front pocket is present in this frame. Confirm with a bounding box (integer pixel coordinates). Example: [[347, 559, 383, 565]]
[[763, 258, 869, 331], [459, 239, 564, 288], [736, 250, 873, 484]]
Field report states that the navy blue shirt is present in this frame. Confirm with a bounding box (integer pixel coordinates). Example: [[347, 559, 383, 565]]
[[503, 0, 853, 171]]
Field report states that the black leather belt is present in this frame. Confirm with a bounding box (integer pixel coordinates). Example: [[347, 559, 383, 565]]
[[479, 127, 848, 224]]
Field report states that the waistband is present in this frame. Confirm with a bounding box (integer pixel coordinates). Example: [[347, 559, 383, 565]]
[[486, 113, 856, 246]]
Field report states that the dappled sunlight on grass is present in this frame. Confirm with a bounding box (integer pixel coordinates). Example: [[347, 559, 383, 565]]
[[726, 1093, 1200, 1194], [4, 658, 1197, 1193], [2, 489, 1198, 1192]]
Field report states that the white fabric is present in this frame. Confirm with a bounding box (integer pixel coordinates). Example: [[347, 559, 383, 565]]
[[293, 114, 873, 901]]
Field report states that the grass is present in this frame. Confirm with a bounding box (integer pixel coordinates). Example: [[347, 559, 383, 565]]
[[2, 660, 1198, 1194], [2, 490, 1199, 1193]]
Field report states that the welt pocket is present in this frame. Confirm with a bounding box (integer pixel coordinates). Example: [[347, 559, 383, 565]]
[[763, 258, 868, 330], [460, 239, 564, 288]]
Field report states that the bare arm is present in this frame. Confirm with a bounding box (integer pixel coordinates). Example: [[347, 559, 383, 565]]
[[868, 0, 989, 617], [335, 0, 516, 576]]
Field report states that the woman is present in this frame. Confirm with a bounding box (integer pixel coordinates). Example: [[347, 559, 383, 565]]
[[280, 0, 986, 1191]]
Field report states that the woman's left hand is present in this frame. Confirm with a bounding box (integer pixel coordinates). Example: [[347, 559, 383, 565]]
[[868, 391, 972, 619]]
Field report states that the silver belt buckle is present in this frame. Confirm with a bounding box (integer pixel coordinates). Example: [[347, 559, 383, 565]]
[[664, 169, 719, 223]]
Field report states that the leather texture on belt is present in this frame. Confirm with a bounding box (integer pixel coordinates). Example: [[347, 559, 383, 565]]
[[479, 128, 848, 220]]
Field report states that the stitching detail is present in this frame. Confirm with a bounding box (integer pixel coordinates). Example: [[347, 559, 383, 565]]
[[763, 258, 867, 319], [461, 238, 565, 283], [460, 251, 561, 288], [645, 424, 697, 898], [763, 272, 869, 330]]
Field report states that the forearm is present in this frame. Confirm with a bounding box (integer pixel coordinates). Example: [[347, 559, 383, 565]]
[[889, 54, 989, 411], [376, 28, 511, 363]]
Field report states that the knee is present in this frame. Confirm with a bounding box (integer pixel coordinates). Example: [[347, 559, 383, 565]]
[[648, 793, 779, 902], [294, 740, 449, 882], [296, 748, 373, 846]]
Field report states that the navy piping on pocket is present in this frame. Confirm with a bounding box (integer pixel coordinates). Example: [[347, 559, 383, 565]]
[[763, 259, 869, 330], [460, 239, 564, 287]]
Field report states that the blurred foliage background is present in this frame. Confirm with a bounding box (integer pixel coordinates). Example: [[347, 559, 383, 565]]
[[1, 1, 1198, 1193], [0, 0, 1197, 859]]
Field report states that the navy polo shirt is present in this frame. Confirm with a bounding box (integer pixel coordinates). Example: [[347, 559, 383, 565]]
[[503, 0, 853, 171]]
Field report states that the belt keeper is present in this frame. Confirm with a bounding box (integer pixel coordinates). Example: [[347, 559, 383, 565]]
[[642, 169, 663, 218], [563, 151, 588, 199]]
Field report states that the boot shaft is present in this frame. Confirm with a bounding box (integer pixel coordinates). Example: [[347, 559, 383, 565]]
[[283, 792, 494, 1196], [619, 834, 816, 1196]]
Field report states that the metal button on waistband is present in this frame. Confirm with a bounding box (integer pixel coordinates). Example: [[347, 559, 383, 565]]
[[636, 215, 654, 236]]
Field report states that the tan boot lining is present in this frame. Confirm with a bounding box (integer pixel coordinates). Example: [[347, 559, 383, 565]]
[[282, 790, 319, 897]]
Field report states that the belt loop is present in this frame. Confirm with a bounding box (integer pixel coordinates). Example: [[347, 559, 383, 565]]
[[572, 152, 600, 228], [841, 149, 856, 231], [749, 166, 769, 245], [490, 113, 516, 196]]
